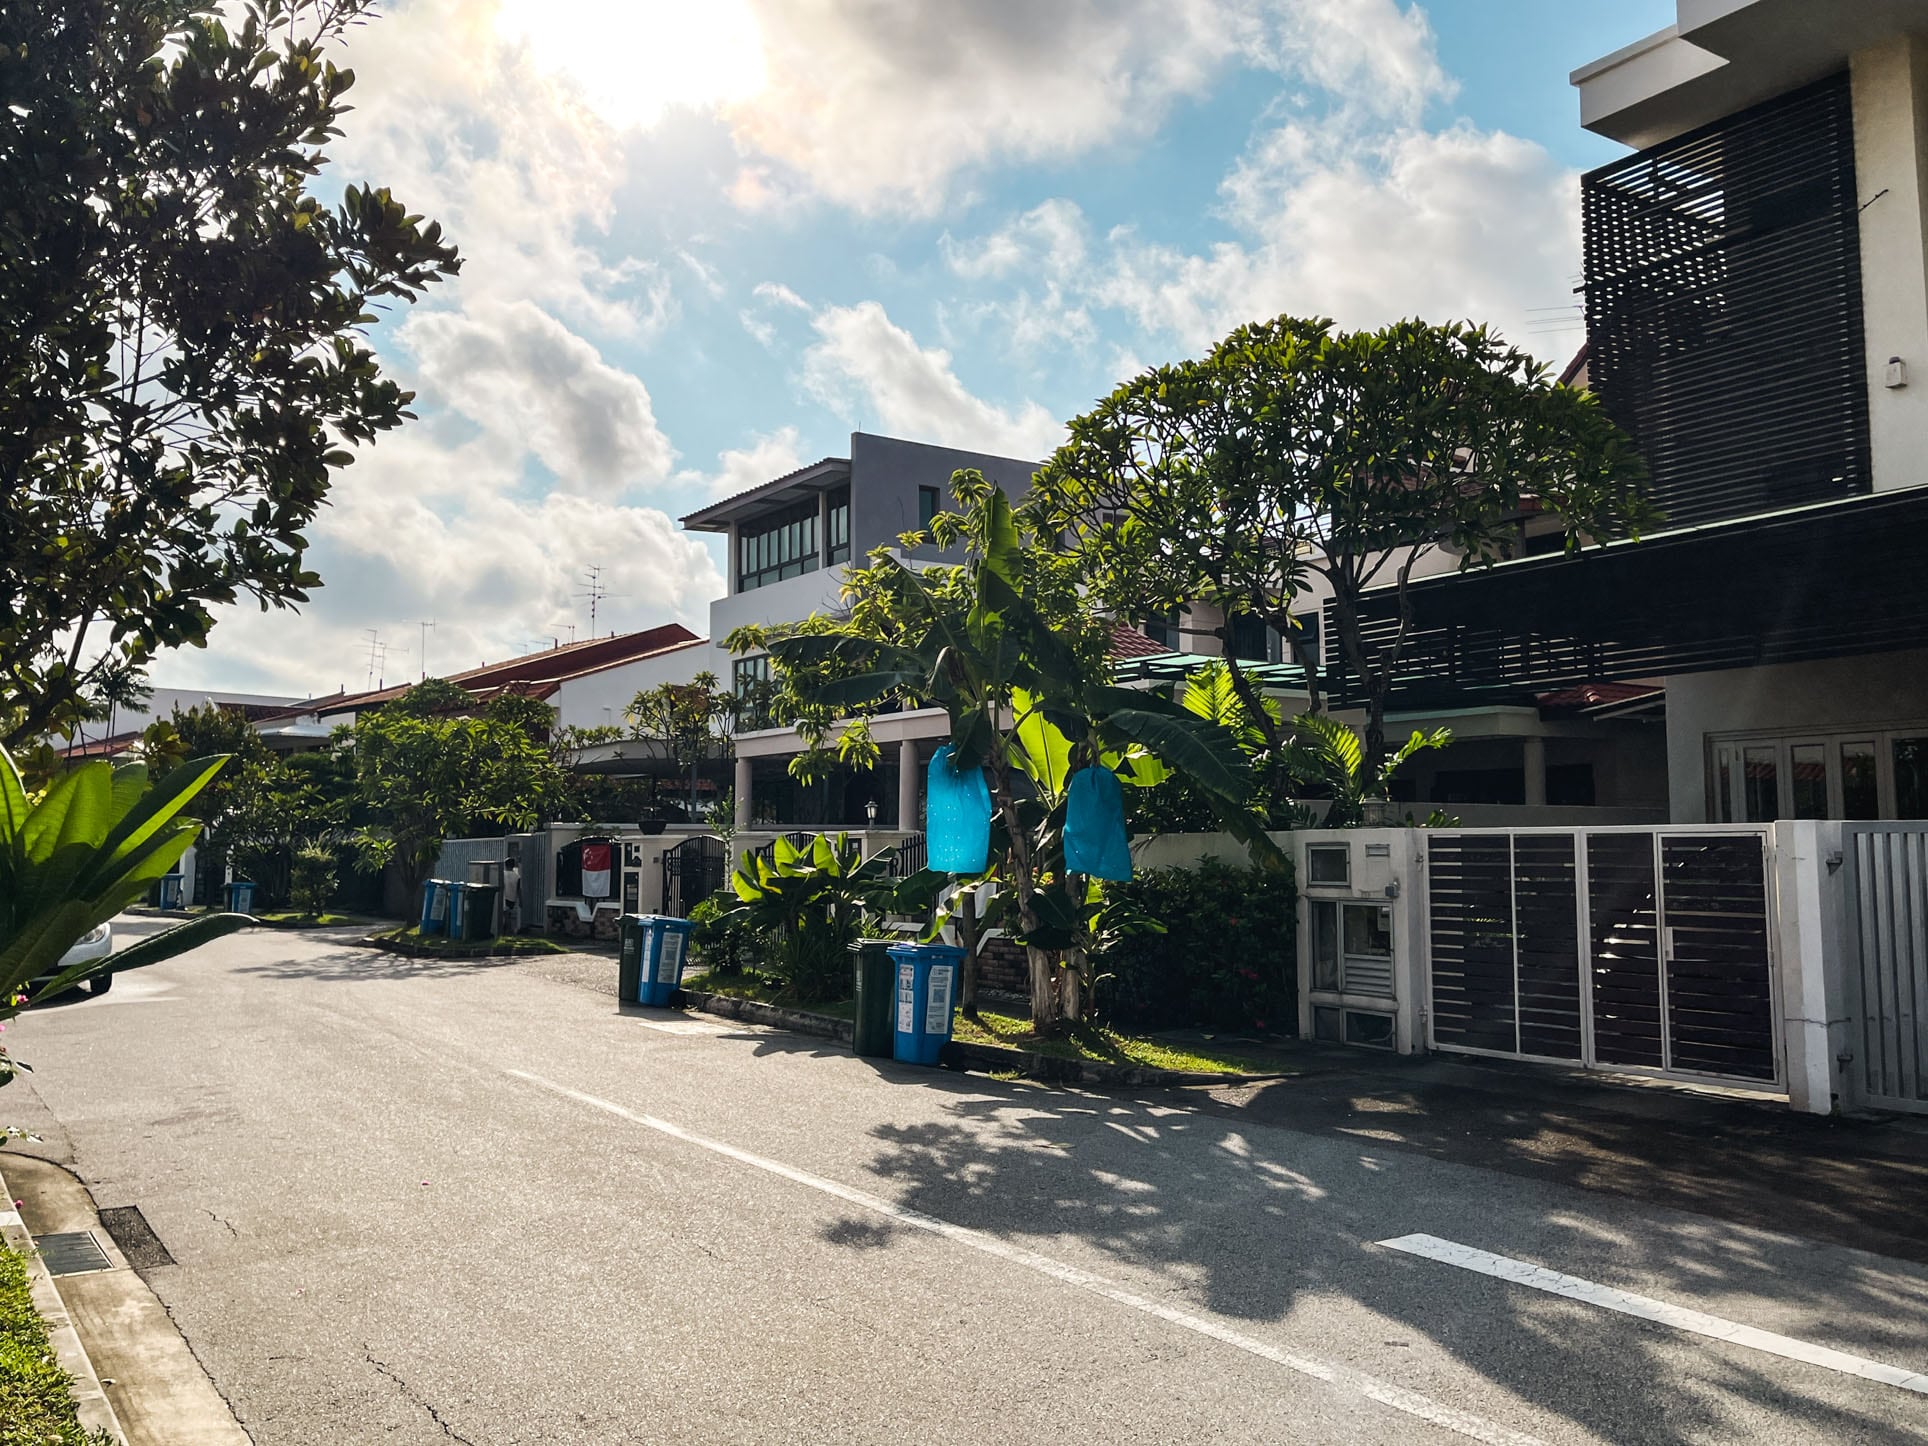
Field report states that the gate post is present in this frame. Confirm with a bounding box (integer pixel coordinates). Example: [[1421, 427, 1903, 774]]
[[1773, 821, 1850, 1114]]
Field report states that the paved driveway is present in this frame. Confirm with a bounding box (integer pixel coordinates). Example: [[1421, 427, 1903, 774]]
[[7, 924, 1928, 1444]]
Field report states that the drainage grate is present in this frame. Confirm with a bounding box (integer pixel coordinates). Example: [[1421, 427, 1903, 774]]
[[33, 1230, 111, 1277], [99, 1206, 174, 1270]]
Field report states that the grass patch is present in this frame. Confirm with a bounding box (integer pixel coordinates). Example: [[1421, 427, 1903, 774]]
[[0, 1246, 115, 1446], [681, 971, 857, 1022], [374, 926, 569, 956], [951, 1008, 1297, 1076], [255, 911, 373, 929]]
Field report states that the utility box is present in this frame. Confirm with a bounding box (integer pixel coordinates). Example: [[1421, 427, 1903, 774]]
[[1296, 830, 1426, 1055]]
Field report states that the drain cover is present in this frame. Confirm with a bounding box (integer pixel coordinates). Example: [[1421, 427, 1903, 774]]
[[33, 1231, 110, 1277]]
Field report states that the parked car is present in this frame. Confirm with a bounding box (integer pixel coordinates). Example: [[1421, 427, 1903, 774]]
[[36, 922, 114, 997]]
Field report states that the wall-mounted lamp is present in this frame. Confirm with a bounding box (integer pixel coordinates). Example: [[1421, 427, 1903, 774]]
[[1826, 849, 1844, 874], [1887, 356, 1910, 390]]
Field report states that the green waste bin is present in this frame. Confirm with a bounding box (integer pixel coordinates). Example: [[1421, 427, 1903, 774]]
[[850, 940, 897, 1059], [618, 915, 646, 1002], [461, 882, 501, 940]]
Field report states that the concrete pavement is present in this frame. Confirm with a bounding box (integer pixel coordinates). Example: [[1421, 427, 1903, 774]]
[[6, 923, 1928, 1443]]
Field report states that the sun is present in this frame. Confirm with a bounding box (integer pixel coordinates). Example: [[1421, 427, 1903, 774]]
[[494, 0, 766, 130]]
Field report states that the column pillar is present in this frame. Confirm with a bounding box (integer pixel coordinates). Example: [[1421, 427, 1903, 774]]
[[1523, 735, 1547, 808], [733, 755, 753, 832], [898, 738, 920, 830]]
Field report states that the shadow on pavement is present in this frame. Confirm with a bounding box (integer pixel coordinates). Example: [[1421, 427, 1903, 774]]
[[819, 1081, 1924, 1446], [230, 937, 534, 983]]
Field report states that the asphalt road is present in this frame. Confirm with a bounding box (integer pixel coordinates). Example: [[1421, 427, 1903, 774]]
[[7, 922, 1928, 1445]]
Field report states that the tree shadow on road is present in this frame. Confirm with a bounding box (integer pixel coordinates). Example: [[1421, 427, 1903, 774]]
[[230, 939, 535, 983], [815, 1080, 1926, 1445]]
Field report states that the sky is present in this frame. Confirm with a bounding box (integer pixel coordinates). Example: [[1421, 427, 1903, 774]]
[[174, 0, 1681, 699]]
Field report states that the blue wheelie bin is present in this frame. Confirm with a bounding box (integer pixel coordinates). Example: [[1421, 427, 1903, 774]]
[[224, 879, 257, 914], [157, 873, 185, 911], [637, 915, 698, 1006], [419, 879, 447, 934], [889, 942, 966, 1066]]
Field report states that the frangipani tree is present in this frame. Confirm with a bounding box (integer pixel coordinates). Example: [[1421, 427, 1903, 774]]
[[729, 473, 1265, 1032], [1033, 316, 1654, 787], [1, 746, 249, 1086]]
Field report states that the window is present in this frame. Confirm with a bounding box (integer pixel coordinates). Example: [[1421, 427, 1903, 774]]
[[1286, 611, 1320, 671], [1309, 899, 1395, 999], [1306, 844, 1349, 887], [826, 485, 851, 567], [733, 656, 772, 730], [1711, 727, 1928, 821], [917, 486, 940, 531], [1140, 608, 1181, 650], [1227, 613, 1274, 663], [737, 499, 820, 592]]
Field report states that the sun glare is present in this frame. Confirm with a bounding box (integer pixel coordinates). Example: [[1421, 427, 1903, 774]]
[[494, 0, 766, 130]]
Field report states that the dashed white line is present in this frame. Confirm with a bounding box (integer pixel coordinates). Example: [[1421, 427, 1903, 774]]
[[1378, 1233, 1928, 1396], [507, 1068, 1545, 1446]]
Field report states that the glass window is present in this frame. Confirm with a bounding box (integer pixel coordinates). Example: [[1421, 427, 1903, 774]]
[[1310, 901, 1339, 992], [1790, 743, 1828, 820], [1842, 741, 1879, 820], [1896, 737, 1928, 819], [1342, 903, 1393, 959], [1227, 613, 1271, 662], [1742, 745, 1780, 822], [733, 656, 772, 730], [826, 485, 851, 566], [1288, 611, 1320, 671], [918, 485, 940, 530], [737, 499, 822, 591]]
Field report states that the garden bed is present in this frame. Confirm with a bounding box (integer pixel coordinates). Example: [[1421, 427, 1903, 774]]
[[363, 926, 570, 959], [674, 973, 1301, 1086], [0, 1245, 114, 1446]]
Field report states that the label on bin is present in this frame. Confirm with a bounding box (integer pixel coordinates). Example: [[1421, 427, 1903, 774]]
[[896, 963, 916, 1032], [659, 930, 685, 981], [925, 964, 953, 1034]]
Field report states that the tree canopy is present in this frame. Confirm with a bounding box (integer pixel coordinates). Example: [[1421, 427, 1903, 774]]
[[1032, 316, 1654, 785], [0, 0, 459, 745]]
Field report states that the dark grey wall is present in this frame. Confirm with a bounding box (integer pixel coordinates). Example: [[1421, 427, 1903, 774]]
[[847, 432, 1041, 563]]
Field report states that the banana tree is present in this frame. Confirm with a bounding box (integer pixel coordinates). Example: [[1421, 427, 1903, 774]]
[[731, 475, 1267, 1032], [2, 745, 250, 1086], [722, 832, 905, 1004], [1279, 713, 1451, 827]]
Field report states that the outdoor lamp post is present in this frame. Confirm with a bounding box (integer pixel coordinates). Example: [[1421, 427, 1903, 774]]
[[865, 798, 879, 827]]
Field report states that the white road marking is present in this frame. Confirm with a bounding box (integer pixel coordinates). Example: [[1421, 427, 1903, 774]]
[[1378, 1234, 1928, 1396], [507, 1068, 1544, 1446]]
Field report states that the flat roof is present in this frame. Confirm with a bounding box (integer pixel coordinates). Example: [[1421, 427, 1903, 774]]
[[680, 458, 849, 533]]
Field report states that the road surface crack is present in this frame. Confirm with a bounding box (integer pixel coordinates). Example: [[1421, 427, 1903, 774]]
[[364, 1347, 477, 1445], [203, 1208, 239, 1239]]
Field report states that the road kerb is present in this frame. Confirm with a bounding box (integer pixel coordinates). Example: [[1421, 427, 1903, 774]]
[[0, 1155, 126, 1444]]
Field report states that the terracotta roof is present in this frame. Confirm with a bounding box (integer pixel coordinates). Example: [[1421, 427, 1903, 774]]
[[1106, 623, 1170, 659], [59, 732, 142, 760], [316, 622, 700, 717], [1557, 342, 1591, 389], [1536, 680, 1663, 713]]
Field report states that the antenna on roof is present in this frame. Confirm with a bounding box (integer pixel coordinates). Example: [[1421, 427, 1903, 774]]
[[412, 619, 436, 680], [575, 565, 628, 638], [362, 629, 390, 691]]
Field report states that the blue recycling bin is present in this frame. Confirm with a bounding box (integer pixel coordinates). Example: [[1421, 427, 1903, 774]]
[[889, 942, 966, 1066], [444, 881, 467, 939], [157, 873, 184, 911], [419, 879, 448, 934], [224, 879, 257, 914], [636, 915, 698, 1006]]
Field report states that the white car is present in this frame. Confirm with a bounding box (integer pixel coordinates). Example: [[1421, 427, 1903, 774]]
[[40, 922, 114, 997]]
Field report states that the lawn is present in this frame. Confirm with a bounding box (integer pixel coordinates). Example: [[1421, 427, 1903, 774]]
[[0, 1246, 115, 1446], [254, 911, 376, 929], [374, 926, 570, 956], [680, 972, 1293, 1075], [950, 1009, 1299, 1076]]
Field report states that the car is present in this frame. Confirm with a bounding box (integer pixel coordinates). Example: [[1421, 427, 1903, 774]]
[[36, 921, 114, 998]]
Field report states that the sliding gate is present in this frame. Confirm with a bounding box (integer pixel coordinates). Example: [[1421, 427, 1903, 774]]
[[1844, 825, 1928, 1114], [1426, 829, 1779, 1086]]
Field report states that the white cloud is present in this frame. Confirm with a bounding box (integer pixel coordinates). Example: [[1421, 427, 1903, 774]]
[[753, 282, 811, 311], [1095, 121, 1582, 357], [722, 0, 1448, 215], [802, 302, 1063, 459], [678, 427, 808, 500], [401, 302, 676, 491]]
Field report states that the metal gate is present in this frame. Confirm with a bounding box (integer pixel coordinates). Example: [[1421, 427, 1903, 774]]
[[1844, 825, 1928, 1114], [1427, 829, 1779, 1086], [661, 836, 728, 918]]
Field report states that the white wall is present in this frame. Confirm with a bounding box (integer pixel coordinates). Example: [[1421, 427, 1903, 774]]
[[1665, 649, 1928, 821], [1853, 36, 1928, 494], [549, 645, 715, 733]]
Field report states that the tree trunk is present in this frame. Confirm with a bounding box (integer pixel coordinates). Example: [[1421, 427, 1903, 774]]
[[1026, 945, 1059, 1033], [1062, 947, 1087, 1025]]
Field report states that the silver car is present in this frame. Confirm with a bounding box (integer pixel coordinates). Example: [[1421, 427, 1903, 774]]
[[39, 921, 114, 997]]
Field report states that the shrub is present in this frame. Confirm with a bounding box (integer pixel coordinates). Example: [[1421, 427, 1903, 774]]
[[289, 846, 338, 913], [688, 895, 764, 977], [720, 834, 898, 1004], [1092, 858, 1296, 1033]]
